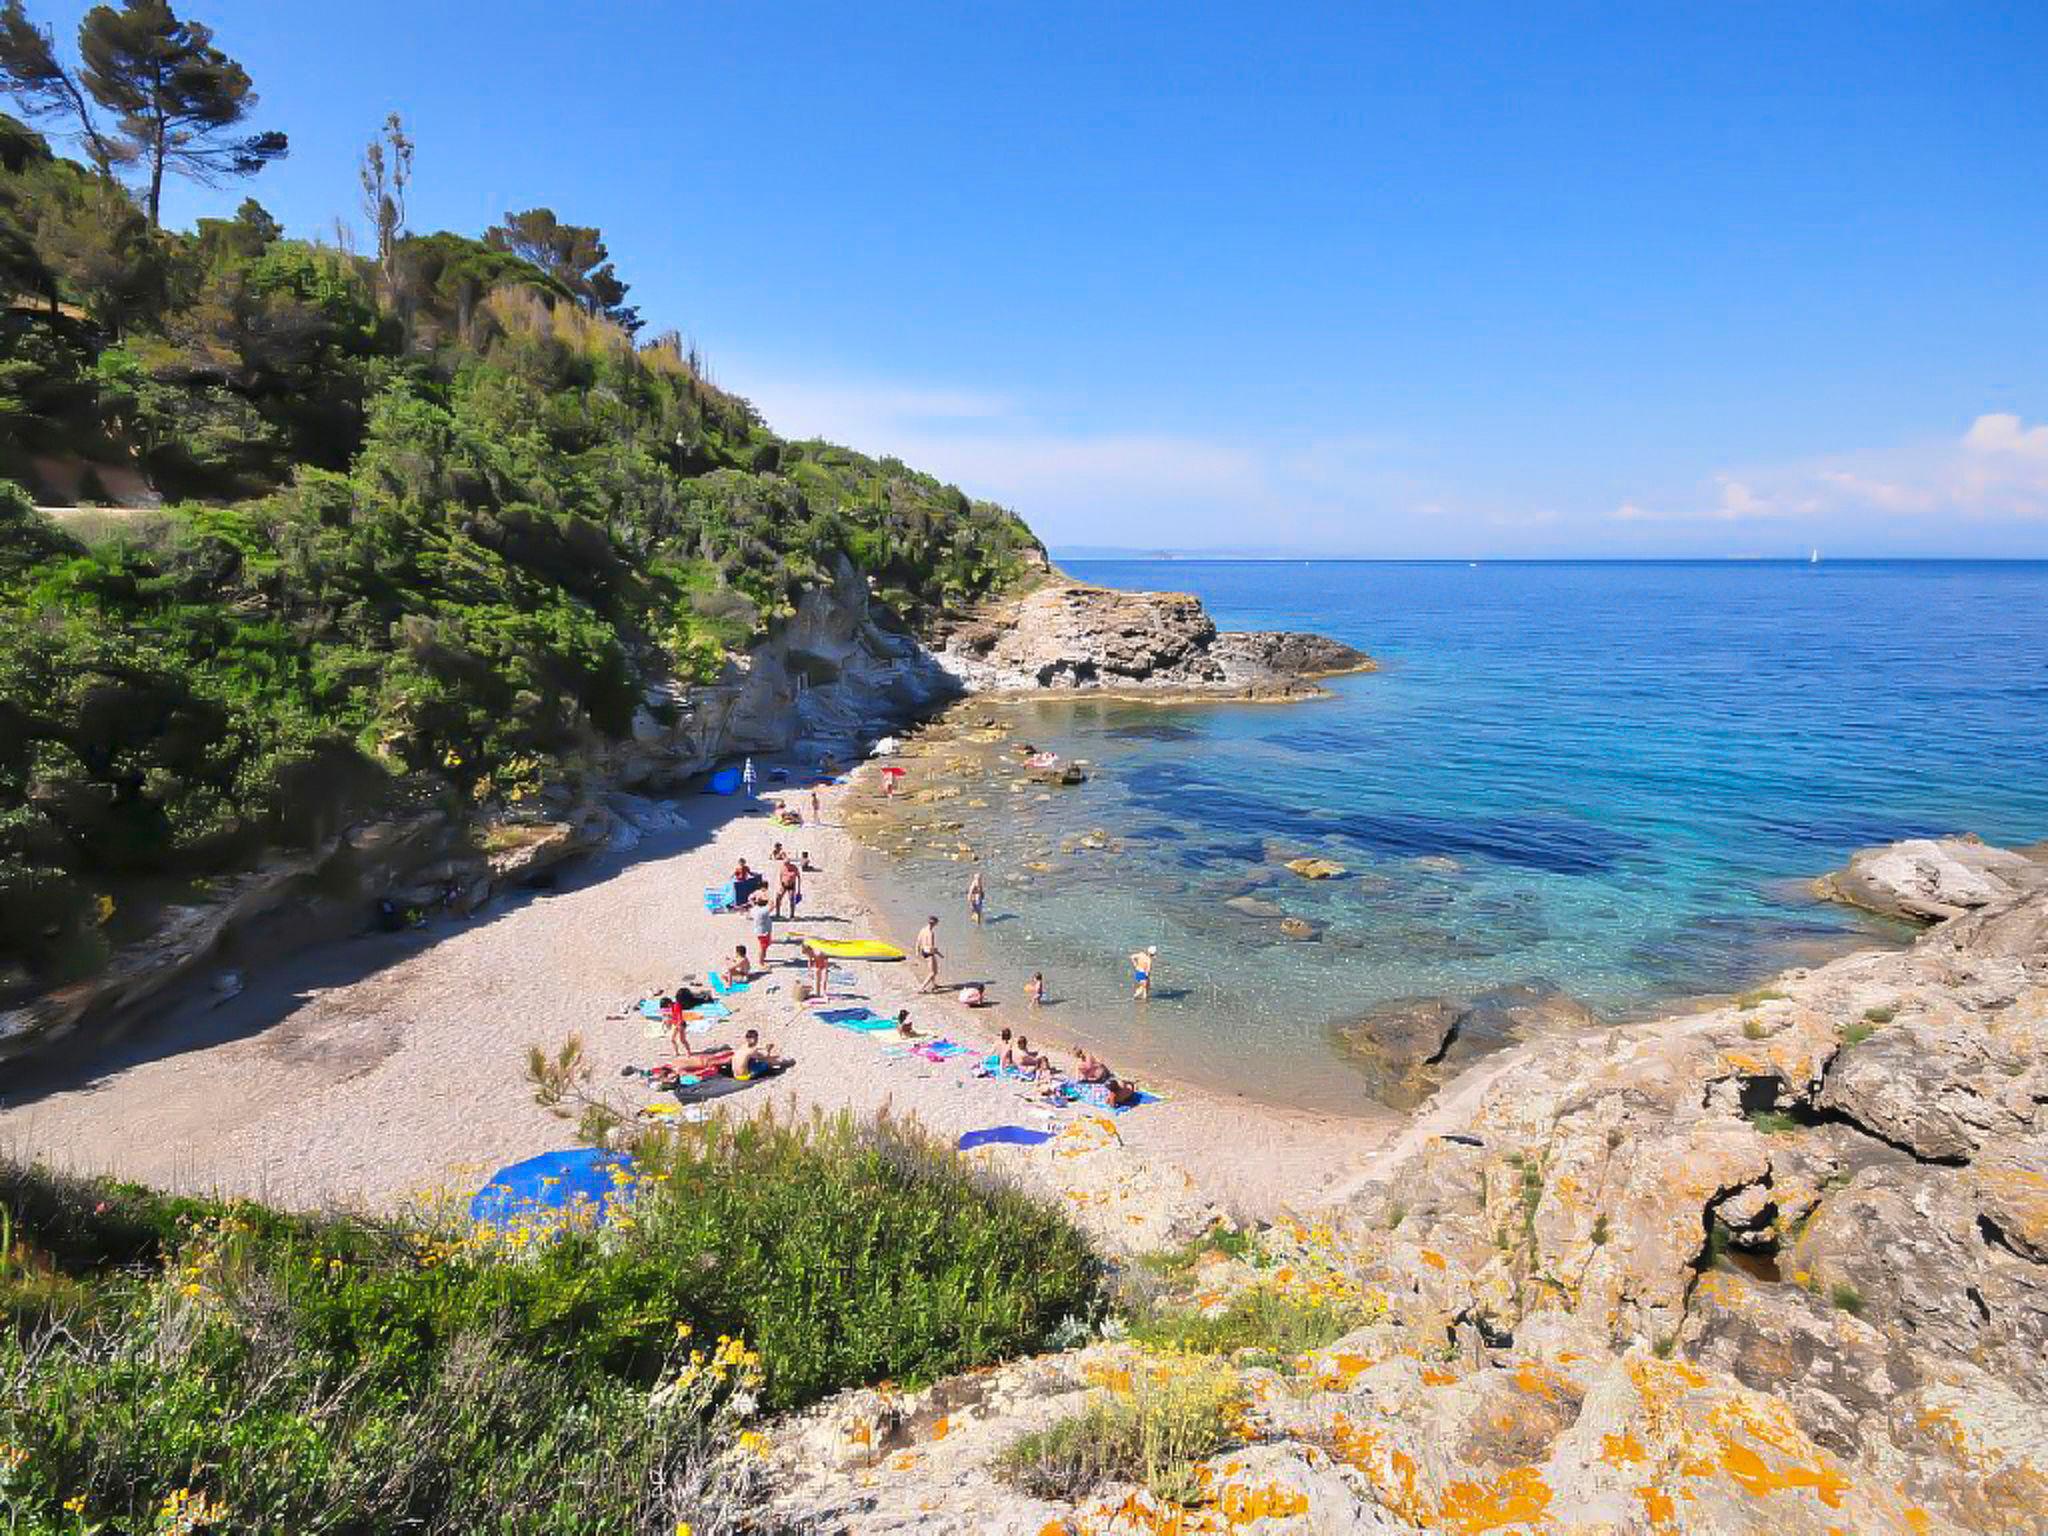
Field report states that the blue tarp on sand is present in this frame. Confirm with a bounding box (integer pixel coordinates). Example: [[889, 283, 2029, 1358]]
[[469, 1148, 637, 1233], [957, 1125, 1052, 1152]]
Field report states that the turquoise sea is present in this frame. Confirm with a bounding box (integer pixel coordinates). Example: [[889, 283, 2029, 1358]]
[[861, 560, 2048, 1113]]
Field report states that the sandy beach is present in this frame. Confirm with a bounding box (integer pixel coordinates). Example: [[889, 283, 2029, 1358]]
[[0, 765, 1393, 1240]]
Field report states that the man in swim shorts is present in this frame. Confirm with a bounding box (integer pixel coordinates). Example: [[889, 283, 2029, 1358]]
[[751, 897, 774, 963], [1131, 946, 1156, 1000], [734, 1028, 792, 1081], [917, 915, 943, 992]]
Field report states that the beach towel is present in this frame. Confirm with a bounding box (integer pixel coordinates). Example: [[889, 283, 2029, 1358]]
[[708, 973, 752, 996], [691, 1000, 732, 1020], [636, 999, 665, 1021], [976, 1053, 1038, 1081], [813, 1007, 898, 1033], [704, 882, 738, 913], [915, 1040, 970, 1061], [957, 1125, 1052, 1152], [1053, 1079, 1164, 1113]]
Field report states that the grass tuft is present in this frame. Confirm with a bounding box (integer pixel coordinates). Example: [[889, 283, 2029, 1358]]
[[997, 1355, 1243, 1506]]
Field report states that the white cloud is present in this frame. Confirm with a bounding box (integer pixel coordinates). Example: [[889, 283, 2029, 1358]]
[[1963, 412, 2048, 460], [1614, 414, 2048, 527]]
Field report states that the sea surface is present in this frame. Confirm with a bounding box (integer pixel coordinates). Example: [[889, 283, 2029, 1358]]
[[856, 560, 2048, 1114]]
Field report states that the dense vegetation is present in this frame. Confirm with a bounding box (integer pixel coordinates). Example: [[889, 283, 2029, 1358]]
[[0, 3, 1042, 994], [0, 1110, 1104, 1533]]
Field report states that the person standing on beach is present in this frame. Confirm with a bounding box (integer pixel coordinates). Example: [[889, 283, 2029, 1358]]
[[917, 915, 943, 992], [1130, 946, 1156, 1000], [1026, 971, 1045, 1008], [751, 896, 774, 964], [810, 787, 822, 824], [967, 870, 986, 926], [742, 758, 757, 797], [775, 857, 801, 918]]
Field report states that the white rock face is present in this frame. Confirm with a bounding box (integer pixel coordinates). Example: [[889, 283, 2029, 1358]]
[[1820, 836, 2047, 922]]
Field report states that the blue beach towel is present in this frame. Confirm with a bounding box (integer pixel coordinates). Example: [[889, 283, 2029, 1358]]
[[708, 973, 752, 996], [814, 1007, 898, 1032], [1053, 1079, 1164, 1113], [977, 1053, 1038, 1081], [692, 1000, 732, 1020], [957, 1125, 1052, 1152], [704, 882, 738, 913]]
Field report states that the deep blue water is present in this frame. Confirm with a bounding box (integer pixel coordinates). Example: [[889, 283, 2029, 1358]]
[[864, 560, 2048, 1112]]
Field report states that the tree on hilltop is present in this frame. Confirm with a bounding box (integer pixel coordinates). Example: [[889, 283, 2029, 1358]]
[[0, 0, 286, 227], [484, 206, 640, 333], [359, 110, 411, 287]]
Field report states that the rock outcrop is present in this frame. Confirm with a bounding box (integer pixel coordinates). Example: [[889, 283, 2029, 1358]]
[[769, 839, 2048, 1532], [1817, 835, 2048, 923], [935, 578, 1374, 698]]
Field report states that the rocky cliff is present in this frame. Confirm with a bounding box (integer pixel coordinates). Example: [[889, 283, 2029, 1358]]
[[762, 837, 2048, 1533], [934, 578, 1374, 698]]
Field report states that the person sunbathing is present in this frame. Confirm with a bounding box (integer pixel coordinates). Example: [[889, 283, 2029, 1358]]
[[733, 1028, 793, 1082], [1012, 1035, 1050, 1078], [641, 1044, 734, 1087], [723, 945, 753, 984], [1074, 1045, 1112, 1084]]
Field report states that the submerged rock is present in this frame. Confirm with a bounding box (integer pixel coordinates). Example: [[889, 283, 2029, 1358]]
[[1285, 856, 1348, 880]]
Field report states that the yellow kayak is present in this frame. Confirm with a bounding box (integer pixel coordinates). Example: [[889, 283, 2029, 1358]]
[[800, 938, 907, 961]]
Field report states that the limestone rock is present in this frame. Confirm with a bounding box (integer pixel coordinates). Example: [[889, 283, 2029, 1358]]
[[1818, 836, 2048, 923], [936, 578, 1373, 698]]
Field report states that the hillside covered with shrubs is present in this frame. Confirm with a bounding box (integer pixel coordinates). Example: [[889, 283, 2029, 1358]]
[[0, 3, 1042, 994]]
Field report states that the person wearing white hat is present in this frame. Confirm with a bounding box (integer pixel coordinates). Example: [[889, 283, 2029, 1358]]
[[1130, 945, 1157, 1000]]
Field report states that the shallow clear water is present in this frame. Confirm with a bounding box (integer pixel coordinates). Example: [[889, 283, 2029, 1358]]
[[859, 560, 2048, 1113]]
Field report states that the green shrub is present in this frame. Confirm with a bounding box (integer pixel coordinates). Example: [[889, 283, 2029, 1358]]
[[0, 1107, 1103, 1531], [1840, 1021, 1874, 1047], [1862, 1004, 1898, 1025], [1830, 1283, 1865, 1316], [1128, 1285, 1369, 1366], [997, 1354, 1244, 1505], [1736, 988, 1789, 1011]]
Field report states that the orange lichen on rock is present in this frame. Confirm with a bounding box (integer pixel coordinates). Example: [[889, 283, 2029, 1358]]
[[926, 1414, 950, 1441], [1603, 1430, 1650, 1466], [1639, 1484, 1678, 1530], [1421, 1249, 1449, 1271], [1436, 1466, 1555, 1533], [1421, 1367, 1459, 1387], [1715, 1437, 1849, 1510], [1213, 1481, 1311, 1523], [1324, 1414, 1425, 1524]]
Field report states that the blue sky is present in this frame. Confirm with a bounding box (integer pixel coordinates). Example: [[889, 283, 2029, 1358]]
[[30, 1, 2048, 555]]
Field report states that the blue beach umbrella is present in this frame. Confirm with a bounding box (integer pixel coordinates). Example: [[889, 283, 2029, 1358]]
[[469, 1147, 638, 1233]]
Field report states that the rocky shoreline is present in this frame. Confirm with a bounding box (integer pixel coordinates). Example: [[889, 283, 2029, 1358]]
[[934, 576, 1375, 699], [762, 836, 2048, 1533]]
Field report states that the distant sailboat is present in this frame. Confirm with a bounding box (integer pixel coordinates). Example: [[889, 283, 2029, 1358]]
[[1809, 548, 1821, 564]]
